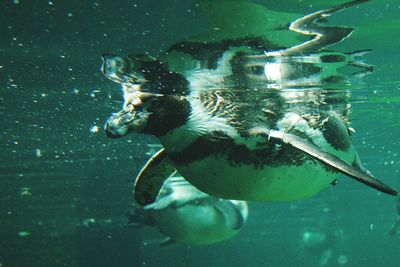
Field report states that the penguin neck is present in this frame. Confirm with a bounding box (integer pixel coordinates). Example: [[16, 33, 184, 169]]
[[159, 94, 240, 153], [142, 96, 191, 137]]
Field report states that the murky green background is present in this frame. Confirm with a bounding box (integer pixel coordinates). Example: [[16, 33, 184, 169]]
[[1, 0, 399, 266]]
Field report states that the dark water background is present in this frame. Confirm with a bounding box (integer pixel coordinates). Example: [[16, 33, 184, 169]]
[[1, 0, 399, 266]]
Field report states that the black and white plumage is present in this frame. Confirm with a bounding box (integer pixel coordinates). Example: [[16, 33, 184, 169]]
[[128, 174, 248, 246], [102, 0, 396, 204]]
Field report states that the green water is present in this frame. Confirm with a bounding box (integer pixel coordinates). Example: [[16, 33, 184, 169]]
[[1, 1, 399, 266]]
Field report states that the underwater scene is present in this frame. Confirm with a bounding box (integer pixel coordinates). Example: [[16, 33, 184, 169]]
[[1, 0, 400, 266]]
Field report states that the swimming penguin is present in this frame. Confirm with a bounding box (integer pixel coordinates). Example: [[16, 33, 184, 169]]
[[128, 173, 248, 246], [102, 0, 397, 204]]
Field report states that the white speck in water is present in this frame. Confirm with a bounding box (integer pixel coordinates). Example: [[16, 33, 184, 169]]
[[337, 255, 348, 265], [90, 125, 99, 133], [322, 207, 330, 212], [48, 1, 53, 5], [82, 218, 96, 227], [18, 231, 30, 237], [20, 187, 32, 196], [67, 12, 73, 17], [35, 148, 42, 158], [370, 223, 374, 230], [13, 0, 19, 4]]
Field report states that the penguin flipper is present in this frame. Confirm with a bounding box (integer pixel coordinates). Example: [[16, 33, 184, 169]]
[[134, 148, 177, 205]]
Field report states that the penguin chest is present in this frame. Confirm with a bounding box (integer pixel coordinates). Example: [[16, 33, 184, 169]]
[[172, 154, 339, 201]]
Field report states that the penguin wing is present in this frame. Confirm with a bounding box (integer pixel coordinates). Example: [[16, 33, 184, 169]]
[[134, 148, 177, 205], [213, 199, 245, 230], [249, 127, 397, 196]]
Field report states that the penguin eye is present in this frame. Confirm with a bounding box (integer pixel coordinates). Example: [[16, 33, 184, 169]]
[[134, 105, 144, 112], [149, 98, 160, 106], [250, 66, 264, 75], [138, 84, 154, 93]]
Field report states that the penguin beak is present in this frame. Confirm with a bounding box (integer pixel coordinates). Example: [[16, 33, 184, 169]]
[[104, 91, 163, 138], [105, 109, 138, 138]]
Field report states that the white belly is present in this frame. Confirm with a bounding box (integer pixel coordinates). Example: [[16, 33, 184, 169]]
[[175, 154, 350, 201], [151, 202, 242, 245]]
